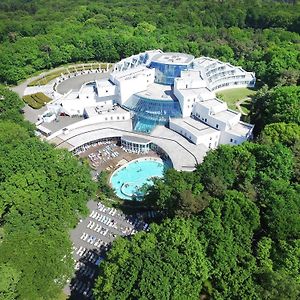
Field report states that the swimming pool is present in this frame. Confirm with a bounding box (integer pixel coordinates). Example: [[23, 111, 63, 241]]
[[110, 158, 166, 200]]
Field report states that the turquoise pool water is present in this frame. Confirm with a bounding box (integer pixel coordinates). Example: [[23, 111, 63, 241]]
[[110, 158, 166, 200]]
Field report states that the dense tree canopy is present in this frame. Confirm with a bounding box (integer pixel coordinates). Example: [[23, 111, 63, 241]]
[[0, 0, 299, 299], [94, 218, 210, 300], [0, 87, 97, 299], [0, 0, 299, 85], [251, 85, 300, 133], [98, 133, 299, 299]]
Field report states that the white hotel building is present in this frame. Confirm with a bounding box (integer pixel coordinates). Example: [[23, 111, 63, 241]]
[[48, 50, 255, 156]]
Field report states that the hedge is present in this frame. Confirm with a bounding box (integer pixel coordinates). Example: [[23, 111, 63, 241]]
[[23, 92, 51, 109]]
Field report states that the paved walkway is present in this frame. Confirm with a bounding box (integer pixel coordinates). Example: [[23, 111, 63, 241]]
[[236, 97, 251, 116]]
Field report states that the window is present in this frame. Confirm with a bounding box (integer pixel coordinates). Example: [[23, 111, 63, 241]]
[[117, 116, 120, 120], [111, 116, 113, 120], [210, 137, 212, 140], [122, 116, 125, 120], [209, 143, 211, 148], [216, 124, 219, 129], [105, 117, 108, 121], [205, 118, 207, 122], [230, 138, 233, 142]]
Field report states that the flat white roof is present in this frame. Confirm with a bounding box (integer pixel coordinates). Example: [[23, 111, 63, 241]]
[[178, 87, 214, 101], [84, 106, 128, 118], [213, 110, 239, 122], [198, 98, 225, 109], [171, 117, 218, 137], [227, 121, 253, 136], [136, 83, 174, 101], [151, 52, 194, 65], [96, 79, 115, 89]]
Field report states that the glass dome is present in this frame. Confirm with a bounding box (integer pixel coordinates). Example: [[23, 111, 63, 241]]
[[123, 95, 182, 133], [149, 61, 190, 85]]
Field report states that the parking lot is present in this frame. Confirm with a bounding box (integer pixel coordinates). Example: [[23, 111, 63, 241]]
[[67, 200, 153, 299]]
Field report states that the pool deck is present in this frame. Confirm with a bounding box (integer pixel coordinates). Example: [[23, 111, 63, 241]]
[[47, 119, 208, 171]]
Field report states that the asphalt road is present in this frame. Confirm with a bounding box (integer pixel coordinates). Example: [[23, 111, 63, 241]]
[[56, 72, 110, 94]]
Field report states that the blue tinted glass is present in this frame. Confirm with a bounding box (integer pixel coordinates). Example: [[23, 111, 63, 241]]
[[149, 62, 188, 85], [123, 95, 182, 133]]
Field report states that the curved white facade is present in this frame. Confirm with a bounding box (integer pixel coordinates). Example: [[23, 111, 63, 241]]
[[43, 50, 255, 169]]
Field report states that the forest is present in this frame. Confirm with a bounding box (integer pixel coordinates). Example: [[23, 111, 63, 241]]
[[0, 0, 299, 299], [0, 0, 299, 87]]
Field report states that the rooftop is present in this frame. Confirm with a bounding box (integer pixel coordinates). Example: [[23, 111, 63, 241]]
[[177, 87, 214, 101], [197, 98, 225, 109], [96, 79, 115, 89], [171, 117, 218, 137], [213, 109, 240, 122], [47, 119, 208, 171], [151, 52, 194, 65], [83, 106, 128, 118], [136, 83, 175, 101], [227, 121, 254, 136]]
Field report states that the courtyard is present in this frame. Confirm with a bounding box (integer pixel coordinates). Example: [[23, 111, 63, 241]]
[[74, 138, 160, 175]]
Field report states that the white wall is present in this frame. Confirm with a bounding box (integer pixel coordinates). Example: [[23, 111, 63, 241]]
[[219, 131, 248, 145], [173, 87, 188, 117], [202, 131, 220, 149], [114, 68, 155, 105], [210, 80, 255, 92], [174, 76, 208, 117], [169, 121, 198, 144], [61, 99, 114, 116], [192, 103, 225, 130], [173, 86, 199, 118], [169, 120, 220, 148], [192, 102, 240, 131], [66, 111, 131, 131]]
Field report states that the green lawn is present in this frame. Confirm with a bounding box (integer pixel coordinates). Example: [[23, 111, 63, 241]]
[[58, 291, 68, 300], [28, 70, 68, 86], [216, 87, 257, 112], [28, 62, 113, 87]]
